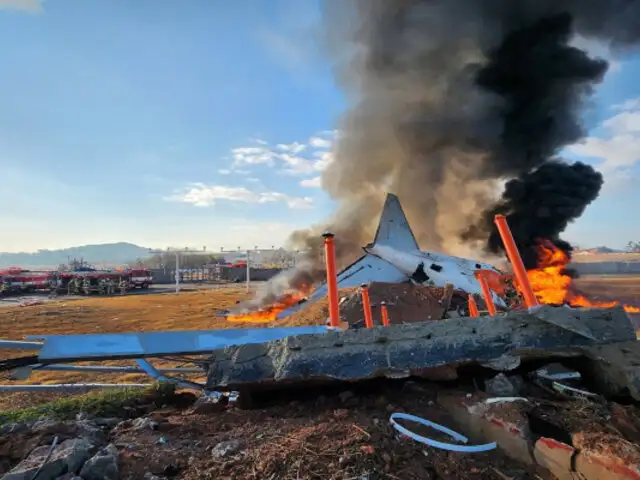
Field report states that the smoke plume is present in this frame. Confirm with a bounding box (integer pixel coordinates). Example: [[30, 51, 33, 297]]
[[245, 0, 640, 309]]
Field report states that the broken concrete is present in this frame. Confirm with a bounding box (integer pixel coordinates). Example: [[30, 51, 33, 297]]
[[533, 437, 576, 480], [1, 438, 94, 480], [206, 306, 635, 391], [581, 340, 640, 401], [438, 392, 534, 465]]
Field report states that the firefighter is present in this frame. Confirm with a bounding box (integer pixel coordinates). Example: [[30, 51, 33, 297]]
[[98, 278, 107, 295], [118, 278, 128, 295], [106, 278, 115, 296]]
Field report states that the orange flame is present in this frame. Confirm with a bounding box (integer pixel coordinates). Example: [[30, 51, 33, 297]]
[[526, 240, 639, 314], [226, 289, 309, 323]]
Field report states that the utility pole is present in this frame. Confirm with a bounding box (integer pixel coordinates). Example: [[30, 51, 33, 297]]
[[148, 247, 204, 293]]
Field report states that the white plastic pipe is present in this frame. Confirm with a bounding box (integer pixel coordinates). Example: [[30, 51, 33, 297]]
[[389, 412, 497, 453]]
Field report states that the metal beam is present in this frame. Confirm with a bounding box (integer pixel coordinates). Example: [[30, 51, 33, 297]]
[[28, 326, 329, 362], [0, 340, 43, 350]]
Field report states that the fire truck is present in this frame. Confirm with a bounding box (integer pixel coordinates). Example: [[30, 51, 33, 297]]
[[0, 268, 55, 294], [128, 269, 153, 289]]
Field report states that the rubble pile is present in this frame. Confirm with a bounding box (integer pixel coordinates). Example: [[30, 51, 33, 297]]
[[337, 282, 470, 327], [280, 282, 470, 327]]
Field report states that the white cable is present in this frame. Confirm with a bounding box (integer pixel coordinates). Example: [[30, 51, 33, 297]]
[[389, 413, 497, 453]]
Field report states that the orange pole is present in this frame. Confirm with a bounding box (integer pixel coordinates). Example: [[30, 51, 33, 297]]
[[361, 283, 374, 328], [476, 273, 497, 316], [323, 232, 341, 328], [468, 295, 479, 318], [380, 301, 390, 326], [493, 214, 539, 308]]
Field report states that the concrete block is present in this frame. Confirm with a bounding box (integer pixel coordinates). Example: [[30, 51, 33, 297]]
[[438, 392, 535, 465], [533, 437, 576, 480], [574, 451, 640, 480], [206, 306, 635, 391]]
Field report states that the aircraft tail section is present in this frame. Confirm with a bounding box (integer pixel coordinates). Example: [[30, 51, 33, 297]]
[[372, 193, 420, 251]]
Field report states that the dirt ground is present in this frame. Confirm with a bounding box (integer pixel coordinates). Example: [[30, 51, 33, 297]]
[[0, 275, 638, 412], [1, 385, 558, 480]]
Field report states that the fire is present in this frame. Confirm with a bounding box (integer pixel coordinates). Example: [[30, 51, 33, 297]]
[[226, 289, 309, 323], [526, 240, 640, 314]]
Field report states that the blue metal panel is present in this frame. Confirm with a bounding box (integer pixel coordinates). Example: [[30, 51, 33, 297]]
[[29, 326, 328, 361]]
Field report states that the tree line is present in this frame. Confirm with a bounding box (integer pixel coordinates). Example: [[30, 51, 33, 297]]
[[627, 241, 640, 253]]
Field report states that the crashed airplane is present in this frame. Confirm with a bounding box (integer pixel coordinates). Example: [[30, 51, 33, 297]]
[[277, 193, 505, 319]]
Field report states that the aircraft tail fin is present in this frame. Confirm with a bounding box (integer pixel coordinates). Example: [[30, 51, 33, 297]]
[[372, 193, 420, 251]]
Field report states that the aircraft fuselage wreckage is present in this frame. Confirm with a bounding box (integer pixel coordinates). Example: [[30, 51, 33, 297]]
[[275, 193, 505, 320]]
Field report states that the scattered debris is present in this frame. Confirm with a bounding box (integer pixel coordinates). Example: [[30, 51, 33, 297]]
[[79, 444, 119, 480], [334, 282, 470, 327], [485, 373, 522, 397], [211, 440, 242, 459]]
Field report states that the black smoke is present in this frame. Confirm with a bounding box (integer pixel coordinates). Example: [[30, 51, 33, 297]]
[[462, 12, 609, 266], [471, 161, 604, 269], [242, 0, 640, 310]]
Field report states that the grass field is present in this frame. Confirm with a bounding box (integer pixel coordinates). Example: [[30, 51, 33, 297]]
[[574, 274, 640, 306], [571, 253, 640, 262], [1, 275, 638, 412]]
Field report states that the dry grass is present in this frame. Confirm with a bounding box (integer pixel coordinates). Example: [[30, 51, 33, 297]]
[[0, 287, 253, 340], [0, 287, 257, 411], [571, 253, 640, 263], [574, 275, 640, 306]]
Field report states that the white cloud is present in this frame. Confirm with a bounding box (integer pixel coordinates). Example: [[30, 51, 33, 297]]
[[569, 97, 640, 173], [228, 131, 336, 177], [218, 169, 231, 175], [276, 142, 307, 154], [231, 146, 277, 166], [167, 183, 313, 209], [308, 136, 332, 148], [602, 111, 640, 133], [613, 98, 640, 111], [568, 97, 640, 192], [0, 0, 43, 13], [300, 176, 321, 188]]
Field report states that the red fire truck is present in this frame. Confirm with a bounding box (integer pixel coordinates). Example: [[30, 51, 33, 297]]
[[128, 269, 153, 289], [0, 268, 55, 294]]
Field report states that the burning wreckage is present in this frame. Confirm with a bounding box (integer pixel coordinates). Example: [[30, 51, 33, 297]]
[[2, 193, 639, 401]]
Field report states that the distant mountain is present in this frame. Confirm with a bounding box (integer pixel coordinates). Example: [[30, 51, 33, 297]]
[[0, 242, 151, 268]]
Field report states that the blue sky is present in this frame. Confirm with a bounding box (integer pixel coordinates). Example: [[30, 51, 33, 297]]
[[0, 0, 638, 253]]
